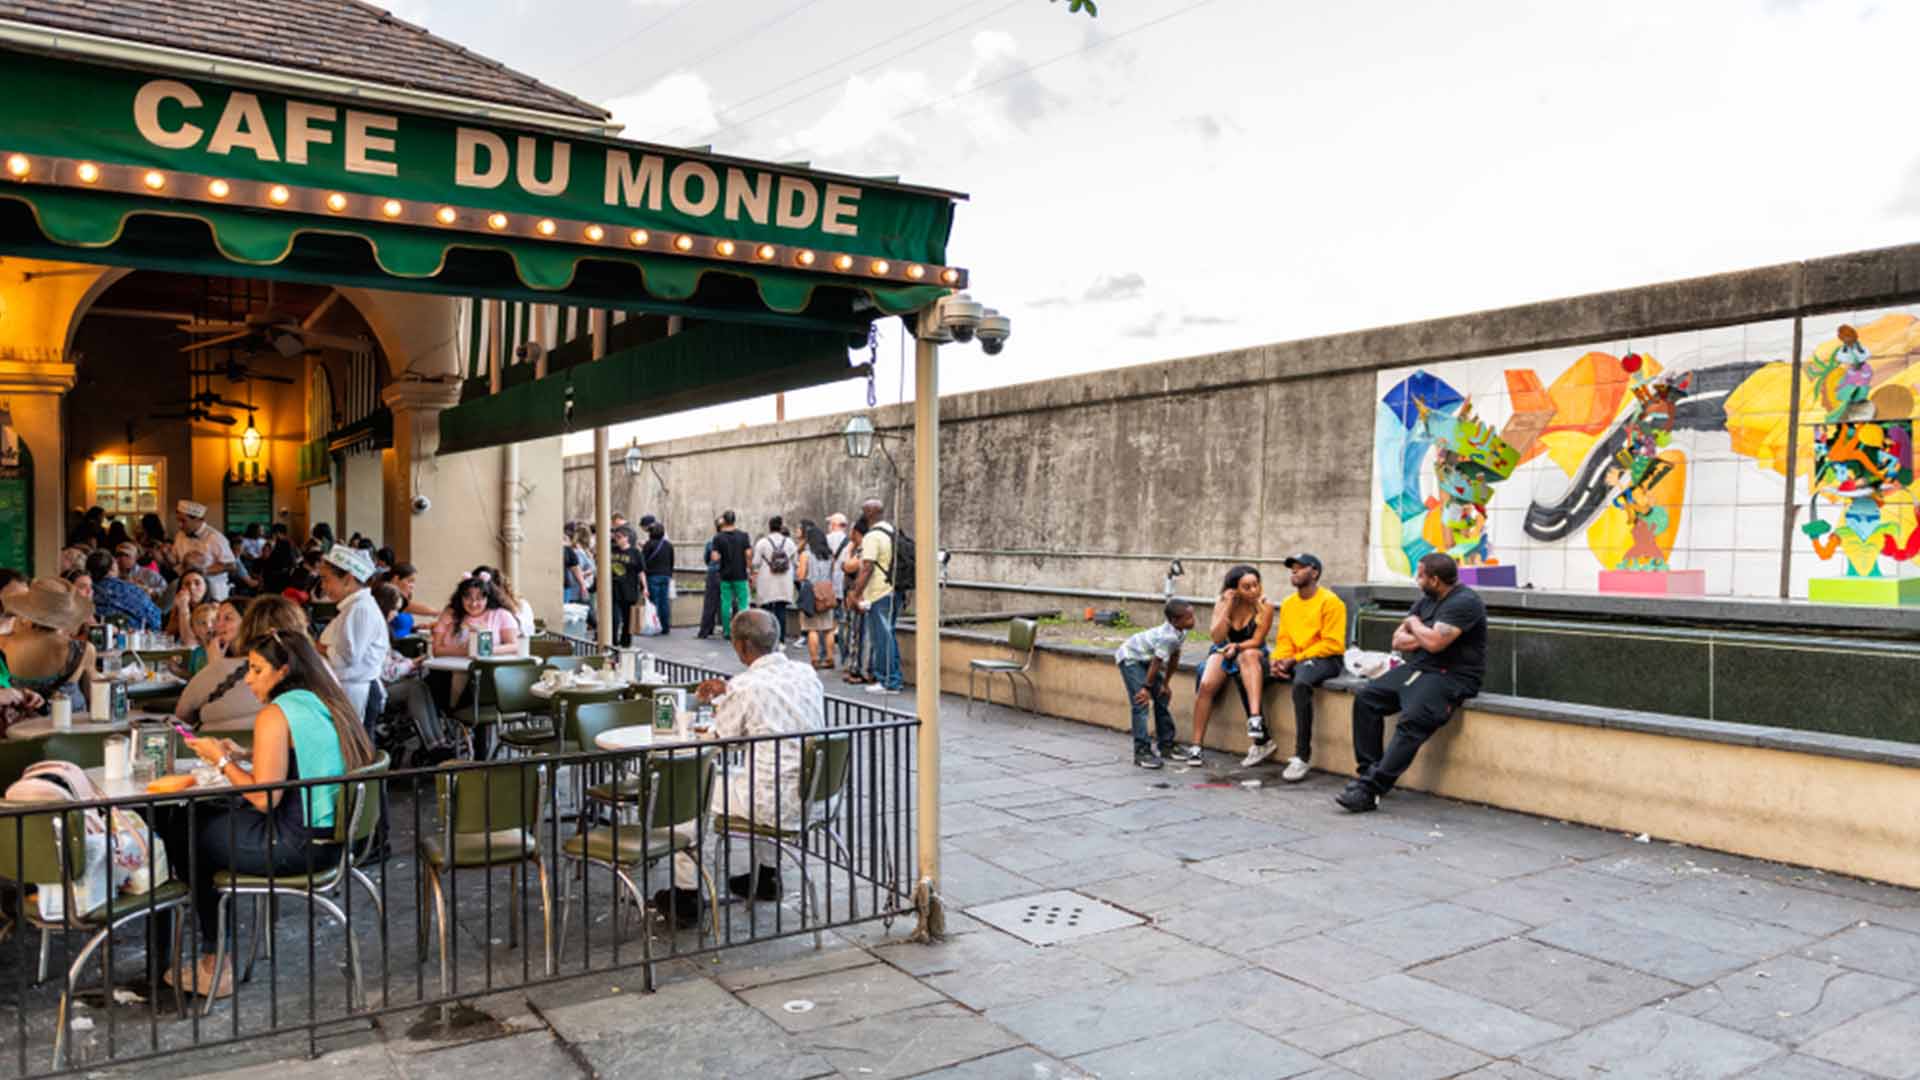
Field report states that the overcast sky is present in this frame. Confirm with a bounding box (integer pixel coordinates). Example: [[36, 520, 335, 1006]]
[[378, 0, 1920, 449]]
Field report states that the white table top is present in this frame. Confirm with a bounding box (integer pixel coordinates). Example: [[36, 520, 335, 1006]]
[[424, 653, 533, 672], [594, 725, 711, 751], [84, 764, 230, 801], [532, 679, 630, 700], [122, 676, 187, 697], [6, 714, 132, 740]]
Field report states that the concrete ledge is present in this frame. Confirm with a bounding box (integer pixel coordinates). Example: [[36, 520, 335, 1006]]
[[903, 627, 1920, 889]]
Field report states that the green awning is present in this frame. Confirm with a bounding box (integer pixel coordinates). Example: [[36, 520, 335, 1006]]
[[0, 48, 963, 320], [437, 321, 867, 455]]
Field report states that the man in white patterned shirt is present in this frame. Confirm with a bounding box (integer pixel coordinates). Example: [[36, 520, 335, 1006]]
[[655, 609, 824, 924]]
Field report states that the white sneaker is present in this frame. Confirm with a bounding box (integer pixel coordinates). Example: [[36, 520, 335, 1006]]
[[1242, 742, 1279, 768], [1282, 756, 1311, 783], [864, 683, 894, 694]]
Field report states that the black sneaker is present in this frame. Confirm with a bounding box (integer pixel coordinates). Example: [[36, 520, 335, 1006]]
[[1334, 782, 1379, 814], [1134, 750, 1163, 770], [728, 866, 783, 902], [651, 887, 705, 927]]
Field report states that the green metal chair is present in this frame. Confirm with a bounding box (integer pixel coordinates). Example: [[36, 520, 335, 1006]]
[[462, 657, 539, 759], [572, 700, 654, 807], [0, 800, 191, 1069], [418, 761, 554, 996], [540, 654, 586, 673], [205, 752, 390, 1016], [392, 635, 429, 660], [558, 748, 718, 969], [967, 618, 1039, 714], [485, 664, 553, 759], [712, 732, 858, 948]]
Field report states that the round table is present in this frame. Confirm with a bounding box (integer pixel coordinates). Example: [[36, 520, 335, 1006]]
[[123, 676, 187, 700], [5, 714, 131, 740], [594, 725, 654, 751], [424, 654, 534, 673]]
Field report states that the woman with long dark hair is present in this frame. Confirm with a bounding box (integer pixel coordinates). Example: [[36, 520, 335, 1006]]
[[168, 629, 375, 997], [1184, 564, 1275, 765], [796, 519, 837, 668]]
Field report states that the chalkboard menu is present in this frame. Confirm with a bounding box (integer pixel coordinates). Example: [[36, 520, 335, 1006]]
[[224, 469, 273, 532], [0, 439, 33, 576]]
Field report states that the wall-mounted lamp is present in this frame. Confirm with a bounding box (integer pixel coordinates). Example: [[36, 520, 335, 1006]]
[[624, 442, 643, 477], [843, 415, 876, 460]]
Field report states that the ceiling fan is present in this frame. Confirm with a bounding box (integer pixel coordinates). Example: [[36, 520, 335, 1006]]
[[177, 281, 362, 357], [158, 390, 257, 411], [187, 354, 296, 385], [150, 405, 239, 426]]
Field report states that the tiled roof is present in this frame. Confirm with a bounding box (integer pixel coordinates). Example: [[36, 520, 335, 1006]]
[[0, 0, 610, 122]]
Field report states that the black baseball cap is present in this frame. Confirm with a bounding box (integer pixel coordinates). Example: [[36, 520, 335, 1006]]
[[1283, 552, 1323, 573]]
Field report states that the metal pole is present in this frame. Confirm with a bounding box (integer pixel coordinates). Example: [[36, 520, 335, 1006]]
[[592, 309, 613, 647], [911, 324, 943, 939]]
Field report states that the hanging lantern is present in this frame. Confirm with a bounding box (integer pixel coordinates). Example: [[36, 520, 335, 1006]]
[[240, 414, 263, 460]]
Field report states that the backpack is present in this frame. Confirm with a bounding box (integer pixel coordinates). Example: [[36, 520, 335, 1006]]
[[873, 524, 917, 595], [766, 537, 792, 576]]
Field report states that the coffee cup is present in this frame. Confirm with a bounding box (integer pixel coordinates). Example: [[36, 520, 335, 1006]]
[[50, 696, 72, 729]]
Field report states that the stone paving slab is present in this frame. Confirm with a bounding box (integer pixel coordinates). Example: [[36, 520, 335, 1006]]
[[68, 632, 1920, 1080]]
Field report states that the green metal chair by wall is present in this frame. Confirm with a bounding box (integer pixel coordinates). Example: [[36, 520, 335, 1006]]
[[968, 618, 1039, 714]]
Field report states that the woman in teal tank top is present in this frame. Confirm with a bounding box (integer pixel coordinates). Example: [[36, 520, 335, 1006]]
[[160, 629, 375, 1000]]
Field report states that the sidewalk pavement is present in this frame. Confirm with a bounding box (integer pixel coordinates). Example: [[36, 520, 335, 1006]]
[[172, 631, 1920, 1080]]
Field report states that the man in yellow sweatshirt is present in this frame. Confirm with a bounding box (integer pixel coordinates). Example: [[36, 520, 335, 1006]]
[[1244, 553, 1347, 779]]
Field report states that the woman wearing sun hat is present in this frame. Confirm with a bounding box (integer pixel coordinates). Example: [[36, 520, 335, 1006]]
[[315, 544, 388, 724], [0, 578, 98, 715]]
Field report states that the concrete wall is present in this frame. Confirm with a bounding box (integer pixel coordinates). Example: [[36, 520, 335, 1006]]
[[562, 240, 1920, 605]]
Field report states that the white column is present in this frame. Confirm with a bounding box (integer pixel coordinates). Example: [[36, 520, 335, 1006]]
[[592, 310, 613, 646], [912, 328, 942, 929]]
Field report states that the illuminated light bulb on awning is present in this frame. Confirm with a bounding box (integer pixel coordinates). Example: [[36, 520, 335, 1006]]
[[628, 229, 650, 246], [795, 249, 816, 267], [487, 212, 509, 230], [268, 185, 291, 205], [673, 234, 694, 252], [715, 239, 736, 256], [207, 179, 231, 199], [435, 206, 457, 225], [381, 199, 403, 218], [833, 254, 854, 271], [940, 268, 960, 285], [906, 264, 925, 280], [536, 218, 557, 236], [869, 259, 891, 276], [585, 224, 605, 242], [4, 154, 27, 178], [76, 162, 100, 184], [756, 244, 776, 261], [325, 192, 348, 212], [142, 170, 166, 191]]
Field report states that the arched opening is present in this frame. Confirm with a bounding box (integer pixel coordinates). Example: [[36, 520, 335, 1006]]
[[63, 271, 390, 546]]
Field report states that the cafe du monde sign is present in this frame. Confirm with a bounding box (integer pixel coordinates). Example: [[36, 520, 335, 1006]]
[[0, 50, 954, 265]]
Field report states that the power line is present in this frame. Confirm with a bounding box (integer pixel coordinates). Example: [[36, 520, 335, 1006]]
[[672, 0, 1036, 145], [597, 0, 833, 105], [568, 0, 706, 87], [686, 0, 1025, 146], [867, 0, 1228, 134]]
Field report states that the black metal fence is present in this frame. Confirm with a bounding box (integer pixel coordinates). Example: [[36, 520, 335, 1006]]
[[0, 658, 918, 1077]]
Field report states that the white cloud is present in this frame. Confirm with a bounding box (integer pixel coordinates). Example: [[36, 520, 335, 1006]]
[[604, 72, 719, 144]]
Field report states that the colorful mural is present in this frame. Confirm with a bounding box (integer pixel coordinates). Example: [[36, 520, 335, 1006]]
[[1369, 308, 1920, 602]]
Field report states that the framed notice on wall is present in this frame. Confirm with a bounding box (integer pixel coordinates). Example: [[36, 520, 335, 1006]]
[[224, 467, 273, 533], [0, 438, 32, 576]]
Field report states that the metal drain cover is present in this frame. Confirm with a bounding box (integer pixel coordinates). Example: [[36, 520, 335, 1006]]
[[966, 890, 1144, 946]]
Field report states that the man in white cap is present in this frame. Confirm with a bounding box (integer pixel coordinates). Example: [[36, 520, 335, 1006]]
[[316, 543, 388, 722], [171, 500, 237, 601]]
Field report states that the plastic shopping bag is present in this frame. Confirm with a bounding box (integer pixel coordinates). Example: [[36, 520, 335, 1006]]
[[639, 600, 663, 637]]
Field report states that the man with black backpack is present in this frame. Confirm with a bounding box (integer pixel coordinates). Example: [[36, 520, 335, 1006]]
[[847, 498, 911, 694]]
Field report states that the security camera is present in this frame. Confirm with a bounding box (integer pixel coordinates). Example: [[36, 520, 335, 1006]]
[[515, 341, 545, 365], [410, 494, 432, 515], [941, 294, 983, 343], [977, 309, 1010, 355]]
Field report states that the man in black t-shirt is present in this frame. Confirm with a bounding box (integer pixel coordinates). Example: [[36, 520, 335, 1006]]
[[1337, 552, 1488, 813], [708, 510, 754, 631]]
